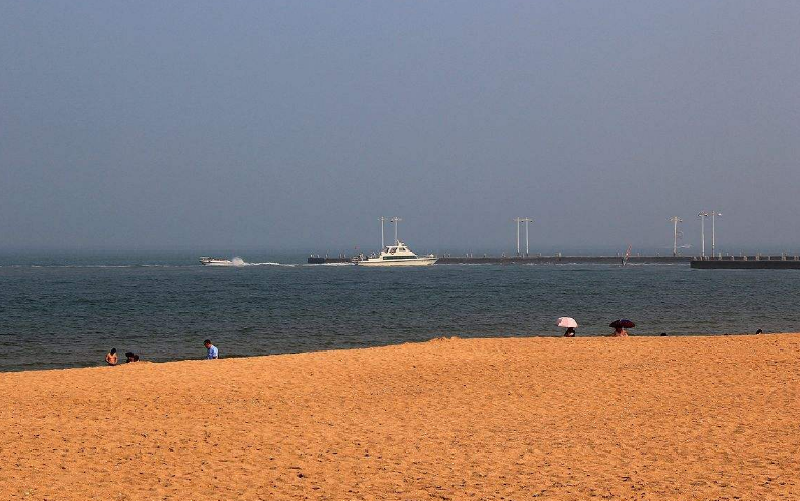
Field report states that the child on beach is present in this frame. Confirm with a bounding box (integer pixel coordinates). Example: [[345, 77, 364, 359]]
[[105, 348, 117, 366]]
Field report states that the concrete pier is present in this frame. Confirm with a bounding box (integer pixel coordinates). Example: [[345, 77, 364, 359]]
[[691, 256, 800, 269], [435, 256, 690, 265]]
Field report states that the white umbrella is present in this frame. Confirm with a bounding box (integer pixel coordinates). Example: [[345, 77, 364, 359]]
[[557, 317, 578, 328]]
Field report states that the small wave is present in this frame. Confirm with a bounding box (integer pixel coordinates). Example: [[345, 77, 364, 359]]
[[2, 264, 195, 269], [77, 265, 134, 268], [15, 264, 136, 268]]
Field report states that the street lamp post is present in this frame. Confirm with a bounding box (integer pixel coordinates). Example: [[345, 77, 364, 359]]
[[698, 212, 710, 258], [670, 216, 683, 257], [520, 218, 533, 256], [512, 218, 522, 255], [711, 211, 722, 258]]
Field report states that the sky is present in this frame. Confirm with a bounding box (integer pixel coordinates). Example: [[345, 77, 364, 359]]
[[1, 1, 799, 255]]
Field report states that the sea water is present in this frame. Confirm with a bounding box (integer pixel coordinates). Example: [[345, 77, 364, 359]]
[[1, 251, 798, 371]]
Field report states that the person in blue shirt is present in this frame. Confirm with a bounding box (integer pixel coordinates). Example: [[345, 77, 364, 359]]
[[204, 339, 218, 359]]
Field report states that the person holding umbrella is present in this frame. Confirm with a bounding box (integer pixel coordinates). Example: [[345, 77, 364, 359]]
[[609, 319, 635, 337], [557, 317, 578, 337]]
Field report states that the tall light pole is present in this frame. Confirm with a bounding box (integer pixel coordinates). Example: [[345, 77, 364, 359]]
[[520, 218, 533, 256], [390, 217, 402, 244], [512, 218, 522, 255], [698, 212, 709, 258], [379, 216, 386, 248], [669, 216, 683, 257], [711, 211, 722, 258]]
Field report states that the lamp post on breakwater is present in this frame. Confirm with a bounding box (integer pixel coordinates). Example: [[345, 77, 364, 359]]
[[711, 211, 722, 258], [670, 216, 683, 257], [513, 218, 522, 256], [512, 217, 534, 256], [698, 211, 710, 258], [521, 218, 533, 256]]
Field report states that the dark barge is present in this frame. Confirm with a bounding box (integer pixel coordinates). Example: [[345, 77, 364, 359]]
[[307, 255, 692, 265]]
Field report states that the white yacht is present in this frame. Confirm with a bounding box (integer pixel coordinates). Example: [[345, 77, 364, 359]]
[[200, 257, 235, 266], [355, 241, 437, 267]]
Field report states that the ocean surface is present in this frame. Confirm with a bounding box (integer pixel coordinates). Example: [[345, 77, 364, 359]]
[[1, 251, 798, 372]]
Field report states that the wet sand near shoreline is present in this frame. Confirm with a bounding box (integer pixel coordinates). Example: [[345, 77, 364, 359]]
[[2, 334, 799, 500]]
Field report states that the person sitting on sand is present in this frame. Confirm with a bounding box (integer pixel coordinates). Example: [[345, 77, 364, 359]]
[[564, 327, 576, 337], [133, 354, 140, 362], [125, 352, 135, 363], [204, 339, 218, 360], [105, 348, 118, 366], [608, 319, 634, 337]]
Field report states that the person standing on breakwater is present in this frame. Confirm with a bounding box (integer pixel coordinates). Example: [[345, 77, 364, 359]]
[[204, 339, 218, 359], [105, 348, 118, 366]]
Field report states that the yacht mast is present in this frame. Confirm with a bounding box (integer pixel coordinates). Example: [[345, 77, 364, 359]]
[[390, 217, 402, 244], [379, 216, 386, 248]]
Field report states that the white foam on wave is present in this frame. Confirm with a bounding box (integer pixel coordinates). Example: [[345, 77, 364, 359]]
[[230, 258, 297, 267]]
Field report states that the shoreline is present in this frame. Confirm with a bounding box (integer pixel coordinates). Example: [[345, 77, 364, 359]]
[[3, 334, 799, 499], [0, 330, 771, 375]]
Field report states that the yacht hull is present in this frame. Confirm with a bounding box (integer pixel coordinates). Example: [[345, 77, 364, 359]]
[[200, 258, 235, 266], [356, 257, 437, 267]]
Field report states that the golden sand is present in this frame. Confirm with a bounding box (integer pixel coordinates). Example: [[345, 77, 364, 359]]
[[2, 334, 799, 500]]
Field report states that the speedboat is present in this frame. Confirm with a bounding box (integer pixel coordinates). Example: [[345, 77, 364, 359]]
[[199, 257, 235, 266], [354, 241, 437, 267]]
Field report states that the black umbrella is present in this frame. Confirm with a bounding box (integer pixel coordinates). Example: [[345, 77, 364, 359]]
[[609, 319, 635, 329]]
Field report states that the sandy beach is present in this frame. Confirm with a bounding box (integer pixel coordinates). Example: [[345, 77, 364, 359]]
[[2, 334, 799, 500]]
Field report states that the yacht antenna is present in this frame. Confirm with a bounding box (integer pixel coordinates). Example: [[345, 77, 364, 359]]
[[390, 217, 402, 244], [379, 216, 386, 248]]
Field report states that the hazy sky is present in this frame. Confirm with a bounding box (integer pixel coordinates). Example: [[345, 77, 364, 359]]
[[2, 1, 799, 254]]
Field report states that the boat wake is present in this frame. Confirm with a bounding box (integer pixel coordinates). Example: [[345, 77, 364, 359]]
[[231, 258, 296, 267], [244, 261, 296, 267], [200, 257, 296, 267]]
